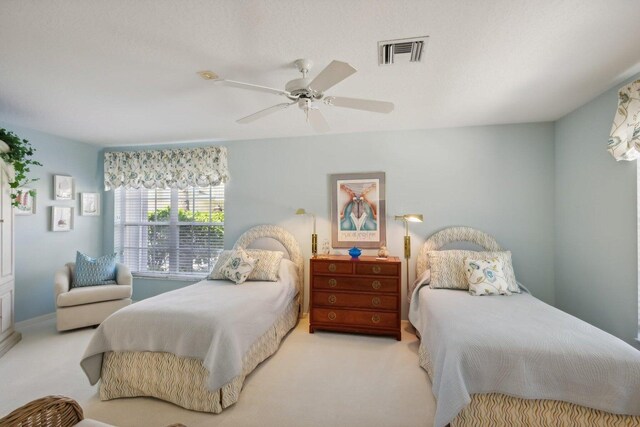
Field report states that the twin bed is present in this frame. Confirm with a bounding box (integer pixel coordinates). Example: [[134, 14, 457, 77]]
[[79, 223, 640, 425], [409, 226, 640, 427], [80, 224, 303, 413]]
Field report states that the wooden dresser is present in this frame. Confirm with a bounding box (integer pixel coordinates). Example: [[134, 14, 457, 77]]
[[309, 255, 401, 340]]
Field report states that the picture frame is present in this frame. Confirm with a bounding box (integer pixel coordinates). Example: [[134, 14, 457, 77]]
[[51, 206, 74, 232], [54, 175, 75, 200], [330, 172, 386, 249], [80, 192, 100, 216], [14, 188, 36, 216]]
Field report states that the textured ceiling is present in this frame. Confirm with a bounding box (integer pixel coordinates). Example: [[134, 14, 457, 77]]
[[1, 0, 639, 146]]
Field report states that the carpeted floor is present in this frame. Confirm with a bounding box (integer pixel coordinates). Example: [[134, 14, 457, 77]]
[[0, 317, 435, 427]]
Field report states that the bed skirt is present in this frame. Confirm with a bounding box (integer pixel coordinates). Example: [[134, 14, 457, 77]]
[[100, 299, 299, 413], [418, 345, 640, 426]]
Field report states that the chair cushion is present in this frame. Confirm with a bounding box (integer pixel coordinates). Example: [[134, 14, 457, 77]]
[[73, 252, 117, 288], [57, 284, 132, 307]]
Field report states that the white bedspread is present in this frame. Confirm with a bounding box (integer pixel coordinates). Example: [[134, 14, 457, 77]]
[[81, 259, 298, 391], [409, 283, 640, 427]]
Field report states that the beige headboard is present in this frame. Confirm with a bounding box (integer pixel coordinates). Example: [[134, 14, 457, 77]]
[[413, 226, 503, 295], [233, 224, 304, 311]]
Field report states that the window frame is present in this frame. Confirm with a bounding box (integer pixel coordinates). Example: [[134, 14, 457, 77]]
[[114, 185, 224, 280]]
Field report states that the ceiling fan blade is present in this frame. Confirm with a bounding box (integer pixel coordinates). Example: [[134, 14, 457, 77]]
[[218, 79, 291, 97], [237, 102, 295, 124], [325, 96, 394, 114], [307, 108, 330, 133], [308, 60, 357, 93]]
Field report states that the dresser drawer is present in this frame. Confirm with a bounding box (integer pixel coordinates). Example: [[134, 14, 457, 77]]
[[313, 261, 353, 275], [313, 291, 398, 310], [355, 262, 399, 276], [313, 276, 397, 293], [312, 308, 398, 328]]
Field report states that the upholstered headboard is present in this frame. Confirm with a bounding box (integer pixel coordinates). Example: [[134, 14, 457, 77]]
[[414, 227, 503, 295], [233, 224, 304, 308]]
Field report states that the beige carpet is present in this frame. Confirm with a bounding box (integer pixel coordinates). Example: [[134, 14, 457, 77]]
[[0, 317, 436, 427]]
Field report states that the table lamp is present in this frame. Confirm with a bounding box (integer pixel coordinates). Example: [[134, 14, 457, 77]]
[[394, 213, 423, 295], [296, 208, 317, 256]]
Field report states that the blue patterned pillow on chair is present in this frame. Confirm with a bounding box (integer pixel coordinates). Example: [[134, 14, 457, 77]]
[[73, 251, 118, 287]]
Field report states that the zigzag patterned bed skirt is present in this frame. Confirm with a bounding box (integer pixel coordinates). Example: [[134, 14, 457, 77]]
[[418, 345, 640, 426], [100, 300, 299, 413]]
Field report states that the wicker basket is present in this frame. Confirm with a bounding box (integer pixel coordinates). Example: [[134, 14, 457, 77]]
[[0, 395, 83, 427]]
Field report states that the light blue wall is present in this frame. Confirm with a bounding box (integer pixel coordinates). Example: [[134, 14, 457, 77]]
[[104, 123, 556, 318], [0, 122, 104, 322], [554, 73, 640, 347]]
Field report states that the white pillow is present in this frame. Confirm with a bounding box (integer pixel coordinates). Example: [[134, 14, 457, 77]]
[[219, 248, 257, 284], [428, 250, 519, 293], [209, 249, 283, 281], [464, 257, 512, 296]]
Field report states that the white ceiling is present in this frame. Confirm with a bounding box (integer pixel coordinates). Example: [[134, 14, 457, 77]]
[[1, 0, 639, 146]]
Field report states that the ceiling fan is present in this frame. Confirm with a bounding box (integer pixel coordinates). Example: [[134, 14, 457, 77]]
[[198, 59, 394, 133]]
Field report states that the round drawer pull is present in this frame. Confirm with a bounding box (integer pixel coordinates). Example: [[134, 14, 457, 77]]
[[328, 263, 337, 272], [371, 280, 381, 290], [328, 312, 337, 321], [372, 265, 382, 274], [371, 297, 381, 307], [328, 295, 337, 304], [328, 278, 337, 288], [372, 314, 381, 324]]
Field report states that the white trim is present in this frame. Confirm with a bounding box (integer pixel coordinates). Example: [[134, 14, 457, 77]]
[[15, 312, 55, 330]]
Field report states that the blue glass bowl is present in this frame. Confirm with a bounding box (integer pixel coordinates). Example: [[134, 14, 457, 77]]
[[348, 246, 362, 258]]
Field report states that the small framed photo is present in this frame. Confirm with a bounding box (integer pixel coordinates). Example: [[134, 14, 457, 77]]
[[54, 175, 75, 200], [15, 188, 36, 216], [51, 206, 74, 232], [80, 193, 100, 216]]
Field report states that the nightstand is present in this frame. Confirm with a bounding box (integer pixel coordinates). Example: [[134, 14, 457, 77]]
[[309, 255, 401, 340]]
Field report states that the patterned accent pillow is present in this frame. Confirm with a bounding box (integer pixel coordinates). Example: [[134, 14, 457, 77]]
[[209, 249, 283, 281], [464, 257, 512, 296], [219, 248, 257, 284], [73, 251, 117, 288], [428, 250, 519, 293]]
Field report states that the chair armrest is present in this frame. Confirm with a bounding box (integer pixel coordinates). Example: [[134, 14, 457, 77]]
[[116, 263, 132, 287], [0, 395, 84, 427], [54, 267, 71, 303]]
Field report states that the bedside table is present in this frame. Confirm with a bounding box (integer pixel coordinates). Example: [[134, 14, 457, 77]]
[[309, 255, 401, 340]]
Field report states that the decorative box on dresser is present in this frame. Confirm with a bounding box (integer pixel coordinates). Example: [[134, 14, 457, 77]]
[[0, 141, 20, 358], [310, 255, 401, 340]]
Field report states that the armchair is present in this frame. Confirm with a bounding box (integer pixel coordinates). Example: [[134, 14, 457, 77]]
[[55, 262, 132, 332]]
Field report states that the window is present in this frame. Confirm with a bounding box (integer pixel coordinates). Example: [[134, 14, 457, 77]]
[[114, 185, 224, 278]]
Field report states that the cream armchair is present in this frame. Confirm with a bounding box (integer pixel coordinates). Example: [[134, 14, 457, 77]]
[[55, 262, 133, 332]]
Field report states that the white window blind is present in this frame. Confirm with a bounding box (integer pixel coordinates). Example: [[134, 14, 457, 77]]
[[114, 185, 224, 278]]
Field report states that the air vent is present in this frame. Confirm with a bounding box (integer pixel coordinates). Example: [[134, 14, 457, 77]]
[[378, 36, 428, 65]]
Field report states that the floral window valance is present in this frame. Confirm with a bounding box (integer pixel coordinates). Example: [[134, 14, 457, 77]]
[[104, 146, 229, 191], [608, 79, 640, 161]]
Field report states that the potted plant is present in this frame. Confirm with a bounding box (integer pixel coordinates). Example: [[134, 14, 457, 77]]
[[0, 128, 42, 206]]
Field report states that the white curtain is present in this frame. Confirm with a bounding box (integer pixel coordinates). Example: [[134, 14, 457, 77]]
[[608, 79, 640, 161], [104, 146, 229, 190]]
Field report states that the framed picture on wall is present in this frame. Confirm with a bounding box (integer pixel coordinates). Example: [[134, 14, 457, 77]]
[[80, 192, 100, 216], [51, 206, 73, 232], [330, 172, 386, 249], [14, 188, 36, 215], [54, 175, 75, 200]]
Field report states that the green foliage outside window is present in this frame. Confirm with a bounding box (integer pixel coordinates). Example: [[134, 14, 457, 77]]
[[147, 207, 224, 273]]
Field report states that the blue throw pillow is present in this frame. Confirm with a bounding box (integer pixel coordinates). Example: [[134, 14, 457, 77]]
[[73, 251, 117, 288]]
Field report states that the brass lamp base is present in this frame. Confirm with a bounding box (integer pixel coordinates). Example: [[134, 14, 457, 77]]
[[404, 235, 411, 259], [312, 233, 318, 256]]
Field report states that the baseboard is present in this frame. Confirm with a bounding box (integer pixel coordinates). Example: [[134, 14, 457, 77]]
[[15, 312, 56, 330]]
